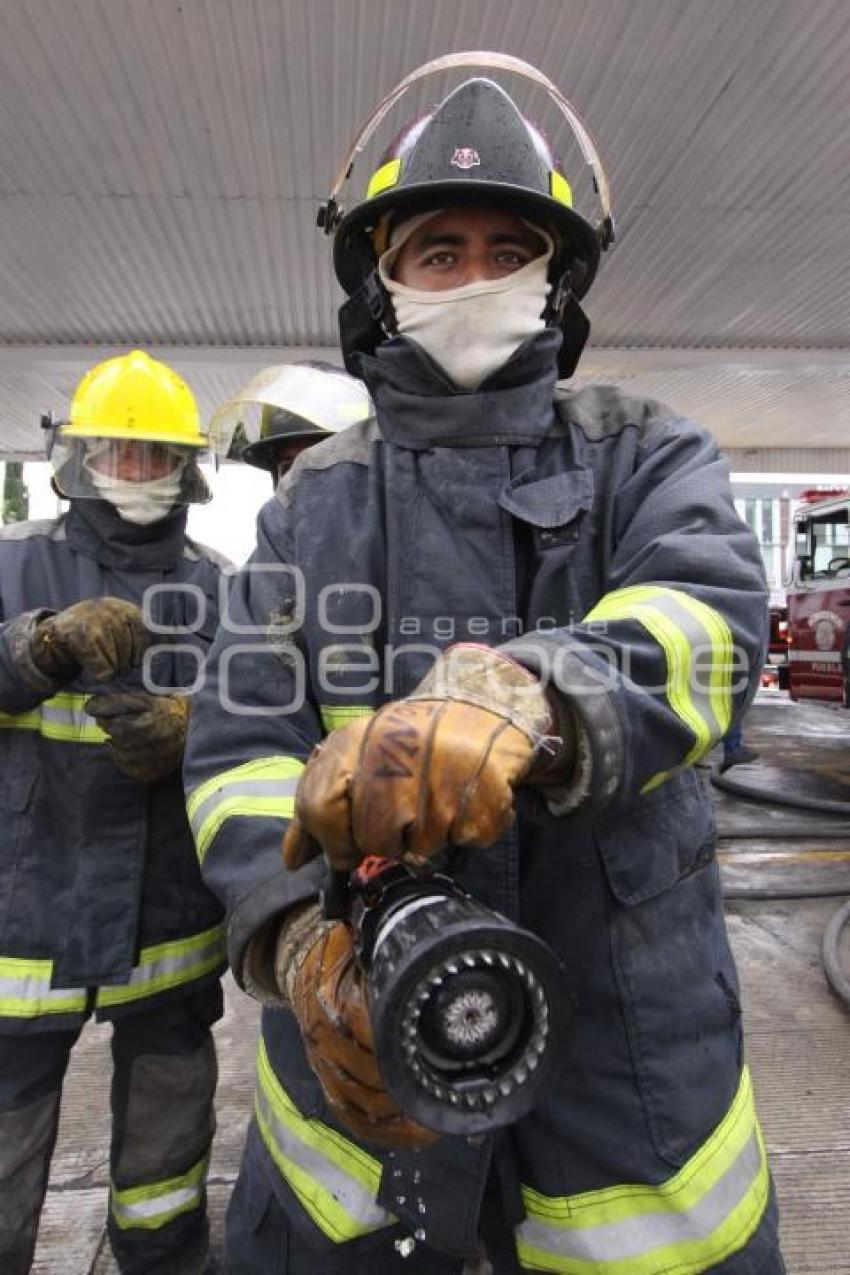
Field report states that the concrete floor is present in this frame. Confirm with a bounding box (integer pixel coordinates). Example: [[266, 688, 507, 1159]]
[[31, 693, 850, 1274]]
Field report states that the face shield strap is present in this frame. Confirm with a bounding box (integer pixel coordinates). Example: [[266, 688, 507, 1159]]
[[363, 268, 398, 336], [180, 456, 212, 505], [40, 412, 59, 460], [538, 260, 589, 378]]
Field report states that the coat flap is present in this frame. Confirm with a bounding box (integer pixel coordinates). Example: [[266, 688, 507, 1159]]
[[595, 771, 716, 906], [498, 469, 594, 530]]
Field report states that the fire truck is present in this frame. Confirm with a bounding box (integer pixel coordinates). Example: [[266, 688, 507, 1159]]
[[786, 489, 850, 704]]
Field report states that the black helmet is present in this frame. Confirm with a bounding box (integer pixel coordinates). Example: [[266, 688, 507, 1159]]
[[238, 406, 330, 473], [209, 360, 373, 473], [319, 54, 614, 377], [335, 78, 600, 300]]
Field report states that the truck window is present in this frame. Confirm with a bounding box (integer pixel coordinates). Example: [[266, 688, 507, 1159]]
[[808, 508, 850, 576]]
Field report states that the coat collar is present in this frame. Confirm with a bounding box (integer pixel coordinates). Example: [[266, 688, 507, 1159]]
[[66, 499, 188, 571], [356, 330, 562, 449]]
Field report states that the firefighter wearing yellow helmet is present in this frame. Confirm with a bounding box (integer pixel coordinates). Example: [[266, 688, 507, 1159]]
[[47, 349, 210, 522], [0, 350, 228, 1273]]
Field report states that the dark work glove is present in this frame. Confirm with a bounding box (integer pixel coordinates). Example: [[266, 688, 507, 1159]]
[[85, 691, 190, 784], [30, 598, 150, 684]]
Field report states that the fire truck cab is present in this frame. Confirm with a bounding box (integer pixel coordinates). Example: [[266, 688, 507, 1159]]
[[787, 490, 850, 704]]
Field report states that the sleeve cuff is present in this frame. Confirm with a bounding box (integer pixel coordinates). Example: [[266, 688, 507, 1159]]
[[227, 857, 326, 991], [3, 609, 65, 696]]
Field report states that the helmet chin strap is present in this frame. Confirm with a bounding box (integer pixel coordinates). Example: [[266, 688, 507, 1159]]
[[337, 227, 401, 374]]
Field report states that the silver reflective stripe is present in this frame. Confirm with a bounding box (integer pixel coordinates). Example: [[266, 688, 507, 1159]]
[[113, 1183, 200, 1225], [40, 697, 106, 741], [0, 961, 86, 1017], [0, 693, 106, 743], [255, 1079, 391, 1234], [95, 925, 225, 1008], [517, 1130, 763, 1264], [111, 1154, 209, 1231], [188, 777, 300, 847], [590, 587, 729, 743]]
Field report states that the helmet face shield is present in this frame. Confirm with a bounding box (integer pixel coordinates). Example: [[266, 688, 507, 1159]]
[[209, 362, 373, 462], [51, 429, 209, 506], [321, 51, 613, 301]]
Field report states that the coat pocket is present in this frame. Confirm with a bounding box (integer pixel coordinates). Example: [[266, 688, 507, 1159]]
[[595, 769, 715, 905], [595, 771, 743, 1167], [499, 468, 593, 548]]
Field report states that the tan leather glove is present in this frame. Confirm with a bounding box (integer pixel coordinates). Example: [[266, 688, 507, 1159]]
[[284, 644, 569, 872], [30, 597, 150, 684], [85, 691, 190, 783], [277, 903, 438, 1149]]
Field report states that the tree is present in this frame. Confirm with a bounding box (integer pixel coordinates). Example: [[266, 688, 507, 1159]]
[[2, 461, 30, 524]]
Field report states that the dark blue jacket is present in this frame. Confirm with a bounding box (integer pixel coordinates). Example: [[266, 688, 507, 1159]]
[[0, 500, 228, 1033], [185, 334, 777, 1271]]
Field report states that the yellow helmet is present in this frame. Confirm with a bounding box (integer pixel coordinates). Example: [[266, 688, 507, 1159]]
[[65, 349, 206, 448]]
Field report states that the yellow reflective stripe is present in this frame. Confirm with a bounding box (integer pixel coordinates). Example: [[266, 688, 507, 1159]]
[[255, 1037, 392, 1242], [186, 755, 305, 862], [0, 955, 87, 1018], [0, 926, 224, 1020], [517, 1067, 769, 1274], [319, 704, 376, 734], [0, 692, 106, 743], [589, 592, 709, 753], [366, 157, 402, 198], [111, 1153, 209, 1231], [585, 585, 733, 792], [550, 170, 573, 207], [673, 591, 734, 738], [95, 922, 225, 1008], [0, 709, 41, 731]]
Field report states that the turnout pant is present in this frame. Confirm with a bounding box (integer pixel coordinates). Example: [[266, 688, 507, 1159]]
[[0, 984, 222, 1275]]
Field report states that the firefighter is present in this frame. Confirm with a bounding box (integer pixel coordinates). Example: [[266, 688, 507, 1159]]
[[0, 351, 229, 1274], [184, 58, 784, 1274], [211, 360, 373, 488]]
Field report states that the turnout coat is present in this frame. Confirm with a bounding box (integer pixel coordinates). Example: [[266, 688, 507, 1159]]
[[0, 500, 227, 1033], [185, 333, 777, 1274]]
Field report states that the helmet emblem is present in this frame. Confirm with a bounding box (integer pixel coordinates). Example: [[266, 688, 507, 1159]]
[[450, 147, 481, 170]]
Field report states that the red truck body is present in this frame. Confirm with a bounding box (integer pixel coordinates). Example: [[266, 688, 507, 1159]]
[[785, 491, 850, 704]]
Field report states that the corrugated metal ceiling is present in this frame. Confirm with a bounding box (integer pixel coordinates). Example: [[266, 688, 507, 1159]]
[[0, 0, 848, 455]]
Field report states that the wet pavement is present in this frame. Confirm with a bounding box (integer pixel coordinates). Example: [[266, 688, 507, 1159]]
[[32, 692, 850, 1273]]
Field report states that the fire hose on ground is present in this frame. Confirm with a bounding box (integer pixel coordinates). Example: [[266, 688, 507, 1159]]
[[711, 766, 850, 1009]]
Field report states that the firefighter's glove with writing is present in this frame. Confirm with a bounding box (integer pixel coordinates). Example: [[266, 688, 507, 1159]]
[[284, 643, 573, 872], [85, 691, 190, 784], [277, 902, 438, 1149], [30, 597, 150, 684]]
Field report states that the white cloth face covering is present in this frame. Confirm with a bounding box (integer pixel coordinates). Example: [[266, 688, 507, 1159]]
[[84, 444, 186, 525], [379, 213, 554, 390]]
